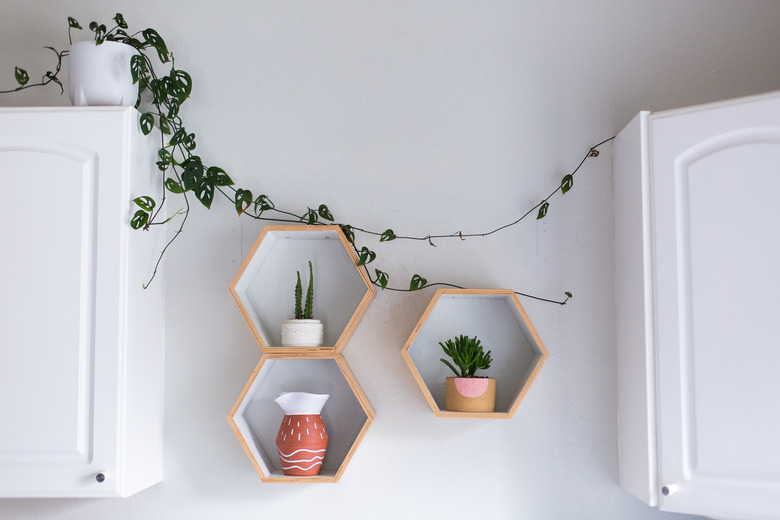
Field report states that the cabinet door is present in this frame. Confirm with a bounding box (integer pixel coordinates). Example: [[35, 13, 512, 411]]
[[0, 138, 118, 496], [650, 93, 780, 519]]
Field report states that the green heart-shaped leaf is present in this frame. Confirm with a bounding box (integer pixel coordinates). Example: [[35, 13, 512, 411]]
[[318, 204, 334, 221], [536, 201, 549, 220], [380, 229, 396, 242], [409, 274, 427, 291], [130, 209, 149, 229], [561, 174, 573, 194], [130, 55, 146, 84], [139, 113, 154, 135], [357, 247, 376, 266], [14, 67, 29, 86], [164, 178, 184, 193], [158, 115, 172, 135], [113, 13, 128, 29], [169, 128, 185, 146], [142, 28, 169, 62], [253, 194, 274, 214], [195, 178, 214, 209], [167, 69, 192, 101], [235, 188, 252, 215], [207, 166, 233, 186], [133, 195, 156, 212], [375, 269, 389, 289], [181, 159, 204, 191]]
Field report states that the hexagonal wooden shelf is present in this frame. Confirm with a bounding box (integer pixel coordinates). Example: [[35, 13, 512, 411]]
[[402, 288, 548, 418], [227, 353, 375, 483], [229, 225, 375, 354]]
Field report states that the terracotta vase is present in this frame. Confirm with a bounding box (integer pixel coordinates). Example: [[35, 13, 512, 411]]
[[445, 377, 496, 412], [274, 392, 329, 476]]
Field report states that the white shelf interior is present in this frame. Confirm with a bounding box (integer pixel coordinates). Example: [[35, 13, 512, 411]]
[[406, 293, 546, 414], [232, 228, 371, 350], [231, 357, 370, 478]]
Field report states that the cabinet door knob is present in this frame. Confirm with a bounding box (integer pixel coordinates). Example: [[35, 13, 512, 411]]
[[661, 484, 679, 496], [95, 473, 106, 483]]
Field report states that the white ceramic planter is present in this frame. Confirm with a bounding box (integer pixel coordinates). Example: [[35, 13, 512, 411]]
[[281, 319, 324, 348], [68, 41, 138, 107]]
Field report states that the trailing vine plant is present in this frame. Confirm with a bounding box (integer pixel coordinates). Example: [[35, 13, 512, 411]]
[[2, 13, 614, 303]]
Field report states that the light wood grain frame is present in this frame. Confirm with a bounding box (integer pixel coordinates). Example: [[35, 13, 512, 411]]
[[227, 352, 375, 483], [229, 225, 375, 354], [401, 288, 548, 419]]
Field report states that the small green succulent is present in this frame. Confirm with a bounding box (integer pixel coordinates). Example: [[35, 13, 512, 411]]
[[439, 335, 492, 378], [294, 261, 315, 320]]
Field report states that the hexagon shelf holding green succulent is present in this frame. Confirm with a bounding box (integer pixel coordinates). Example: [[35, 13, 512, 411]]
[[229, 225, 375, 354], [228, 353, 375, 483], [402, 289, 549, 418]]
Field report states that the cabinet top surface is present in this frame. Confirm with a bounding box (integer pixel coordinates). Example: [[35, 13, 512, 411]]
[[0, 106, 139, 115], [650, 89, 780, 120]]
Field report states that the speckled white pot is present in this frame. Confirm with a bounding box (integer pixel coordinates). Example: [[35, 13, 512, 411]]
[[281, 319, 324, 348]]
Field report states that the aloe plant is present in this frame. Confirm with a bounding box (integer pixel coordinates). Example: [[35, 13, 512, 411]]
[[294, 261, 315, 320], [440, 335, 492, 378]]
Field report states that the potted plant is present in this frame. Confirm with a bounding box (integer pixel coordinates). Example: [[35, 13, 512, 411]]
[[1, 13, 233, 287], [440, 335, 495, 412], [281, 261, 324, 348], [66, 16, 143, 107]]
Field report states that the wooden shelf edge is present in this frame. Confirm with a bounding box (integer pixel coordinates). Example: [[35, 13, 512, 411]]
[[335, 354, 376, 419], [229, 224, 376, 354], [332, 288, 376, 354], [432, 411, 512, 419], [262, 474, 337, 484], [227, 352, 375, 483], [401, 287, 549, 420], [400, 347, 441, 415], [227, 413, 270, 481]]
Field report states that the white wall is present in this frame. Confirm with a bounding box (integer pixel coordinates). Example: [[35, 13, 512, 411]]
[[2, 1, 780, 518]]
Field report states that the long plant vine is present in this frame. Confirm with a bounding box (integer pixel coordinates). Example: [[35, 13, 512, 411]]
[[2, 13, 614, 304]]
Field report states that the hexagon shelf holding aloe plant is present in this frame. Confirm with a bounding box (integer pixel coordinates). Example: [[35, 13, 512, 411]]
[[228, 353, 375, 483], [230, 225, 375, 354], [402, 289, 549, 418]]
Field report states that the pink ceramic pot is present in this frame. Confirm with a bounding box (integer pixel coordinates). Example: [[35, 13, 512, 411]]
[[445, 377, 496, 413]]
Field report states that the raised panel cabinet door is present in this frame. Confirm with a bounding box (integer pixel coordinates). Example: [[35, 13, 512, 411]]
[[0, 138, 120, 495], [650, 93, 780, 519], [0, 108, 164, 497]]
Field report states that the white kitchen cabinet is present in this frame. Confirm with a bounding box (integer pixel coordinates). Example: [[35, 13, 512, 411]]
[[0, 107, 165, 497], [614, 91, 780, 519]]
